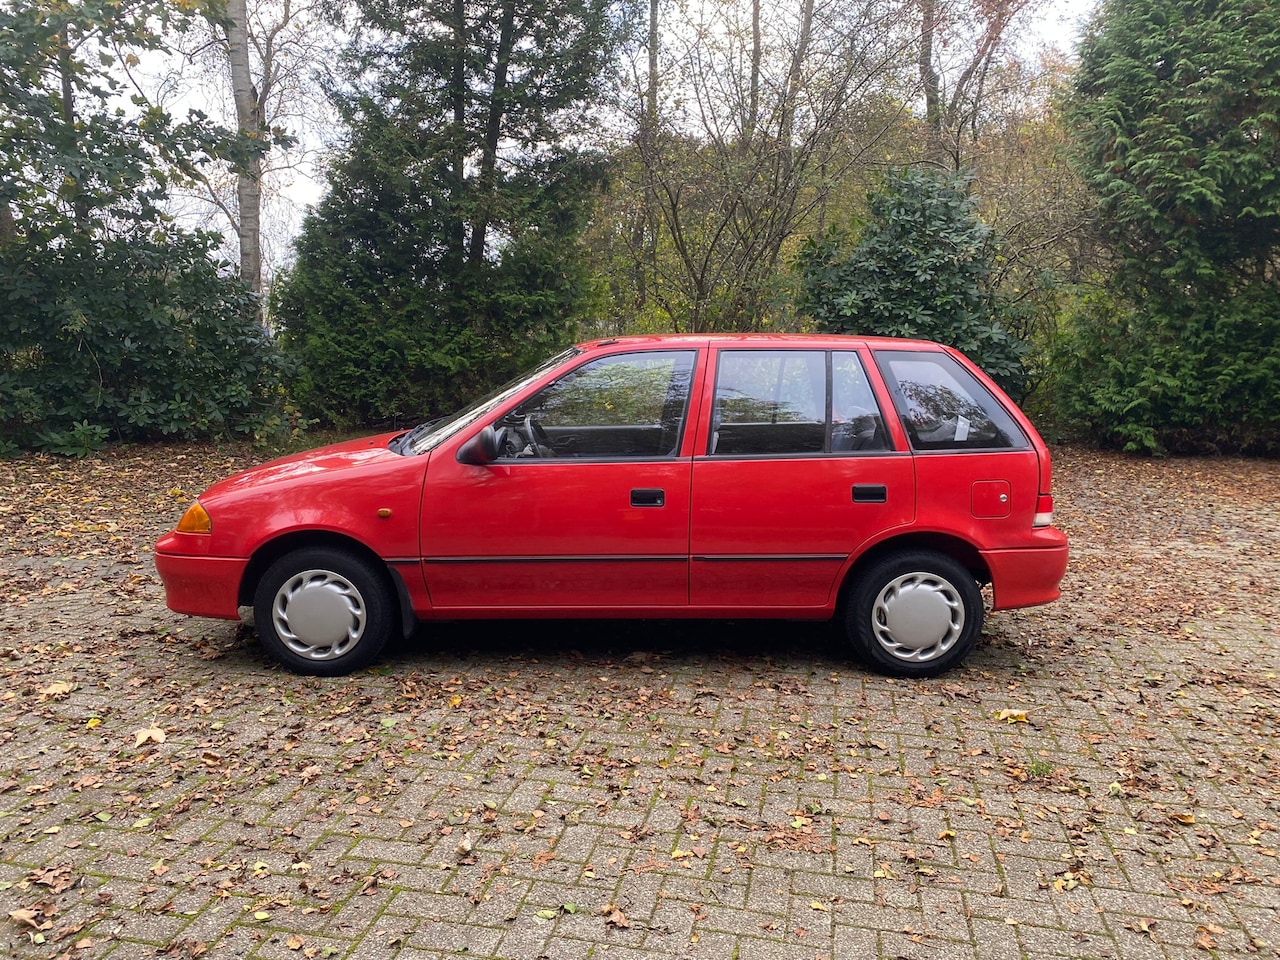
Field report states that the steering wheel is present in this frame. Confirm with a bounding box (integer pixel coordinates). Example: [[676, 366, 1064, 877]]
[[523, 415, 553, 457], [493, 426, 519, 459]]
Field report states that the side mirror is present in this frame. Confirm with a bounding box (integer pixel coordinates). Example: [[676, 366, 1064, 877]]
[[456, 425, 500, 465]]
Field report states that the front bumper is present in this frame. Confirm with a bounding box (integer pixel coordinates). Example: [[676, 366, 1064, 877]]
[[154, 542, 248, 620]]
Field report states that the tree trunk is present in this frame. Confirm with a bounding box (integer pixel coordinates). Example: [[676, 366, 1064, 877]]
[[0, 202, 15, 244], [226, 0, 262, 295], [470, 0, 518, 264], [919, 0, 943, 136], [779, 0, 815, 162], [58, 24, 89, 232], [632, 0, 661, 313], [447, 0, 468, 273], [745, 0, 760, 145]]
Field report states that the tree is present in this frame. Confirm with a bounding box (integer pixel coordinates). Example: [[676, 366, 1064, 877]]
[[273, 0, 618, 425], [0, 0, 285, 453], [608, 0, 912, 333], [916, 0, 1041, 167], [1060, 0, 1280, 453], [1070, 0, 1280, 296], [225, 0, 265, 293], [130, 0, 332, 296], [795, 167, 1027, 393]]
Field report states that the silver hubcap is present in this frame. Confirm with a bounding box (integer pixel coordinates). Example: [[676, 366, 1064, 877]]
[[871, 571, 965, 663], [271, 568, 366, 661]]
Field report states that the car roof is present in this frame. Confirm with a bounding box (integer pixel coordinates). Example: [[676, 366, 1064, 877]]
[[575, 333, 945, 351]]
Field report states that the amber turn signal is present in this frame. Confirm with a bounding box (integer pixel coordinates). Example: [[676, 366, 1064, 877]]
[[176, 501, 212, 534]]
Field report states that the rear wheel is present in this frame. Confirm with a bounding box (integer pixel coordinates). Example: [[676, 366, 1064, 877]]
[[846, 550, 983, 678], [252, 548, 394, 676]]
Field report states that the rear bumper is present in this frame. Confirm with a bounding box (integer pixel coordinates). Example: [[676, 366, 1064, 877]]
[[982, 531, 1069, 610], [154, 548, 248, 620]]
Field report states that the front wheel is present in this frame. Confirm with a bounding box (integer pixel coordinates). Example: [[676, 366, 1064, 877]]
[[845, 550, 983, 678], [252, 548, 395, 676]]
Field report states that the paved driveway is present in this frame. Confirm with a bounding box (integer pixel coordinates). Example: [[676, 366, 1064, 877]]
[[2, 446, 1278, 959]]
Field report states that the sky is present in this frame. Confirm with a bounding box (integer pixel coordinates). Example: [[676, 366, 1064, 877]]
[[1030, 0, 1100, 49]]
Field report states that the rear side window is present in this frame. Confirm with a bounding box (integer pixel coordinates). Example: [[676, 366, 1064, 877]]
[[709, 350, 890, 455], [876, 350, 1028, 451]]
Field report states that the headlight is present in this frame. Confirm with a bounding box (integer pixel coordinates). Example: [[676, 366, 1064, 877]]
[[176, 501, 212, 534]]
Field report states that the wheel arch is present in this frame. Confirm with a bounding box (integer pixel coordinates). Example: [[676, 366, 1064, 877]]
[[238, 532, 415, 638], [838, 532, 990, 611]]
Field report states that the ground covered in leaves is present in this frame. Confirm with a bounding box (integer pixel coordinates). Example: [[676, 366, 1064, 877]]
[[1, 442, 1278, 960]]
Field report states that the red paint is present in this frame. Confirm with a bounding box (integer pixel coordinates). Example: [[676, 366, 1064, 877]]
[[156, 335, 1067, 635]]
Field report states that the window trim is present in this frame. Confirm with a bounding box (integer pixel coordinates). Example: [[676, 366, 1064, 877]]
[[873, 348, 1030, 453], [705, 348, 894, 458], [494, 348, 699, 463]]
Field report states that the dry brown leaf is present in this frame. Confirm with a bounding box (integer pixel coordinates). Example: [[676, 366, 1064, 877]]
[[8, 903, 56, 932], [600, 904, 631, 929]]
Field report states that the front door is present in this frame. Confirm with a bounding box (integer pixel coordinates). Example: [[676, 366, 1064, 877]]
[[420, 349, 700, 610]]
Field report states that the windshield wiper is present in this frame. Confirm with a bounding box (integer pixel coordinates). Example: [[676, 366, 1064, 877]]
[[391, 417, 445, 455]]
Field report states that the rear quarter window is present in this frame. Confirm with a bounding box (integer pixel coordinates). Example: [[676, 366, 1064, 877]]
[[875, 350, 1028, 451]]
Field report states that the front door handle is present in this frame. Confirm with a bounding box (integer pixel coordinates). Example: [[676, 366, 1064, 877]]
[[631, 488, 665, 507]]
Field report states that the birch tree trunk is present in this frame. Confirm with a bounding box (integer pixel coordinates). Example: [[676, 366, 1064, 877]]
[[226, 0, 263, 294]]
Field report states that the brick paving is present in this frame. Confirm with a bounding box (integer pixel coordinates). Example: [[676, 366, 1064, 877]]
[[2, 446, 1279, 959]]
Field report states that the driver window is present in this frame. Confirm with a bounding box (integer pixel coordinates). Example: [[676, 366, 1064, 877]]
[[498, 351, 696, 459]]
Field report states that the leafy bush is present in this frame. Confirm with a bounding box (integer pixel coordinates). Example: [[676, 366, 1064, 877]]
[[1, 231, 288, 453], [795, 167, 1027, 395], [1059, 0, 1280, 455], [1050, 287, 1280, 455]]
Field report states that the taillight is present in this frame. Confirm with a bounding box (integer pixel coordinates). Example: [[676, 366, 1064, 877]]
[[1033, 495, 1054, 528]]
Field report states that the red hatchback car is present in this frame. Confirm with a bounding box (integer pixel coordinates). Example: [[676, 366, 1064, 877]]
[[155, 335, 1067, 678]]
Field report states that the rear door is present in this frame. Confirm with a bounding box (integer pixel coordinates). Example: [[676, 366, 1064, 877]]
[[689, 347, 915, 609], [872, 348, 1040, 543]]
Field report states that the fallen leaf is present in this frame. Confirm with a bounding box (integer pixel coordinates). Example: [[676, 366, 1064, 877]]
[[994, 709, 1028, 724], [134, 726, 165, 747], [600, 905, 631, 929], [8, 902, 56, 931]]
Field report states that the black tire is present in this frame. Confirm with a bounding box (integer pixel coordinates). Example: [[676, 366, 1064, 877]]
[[252, 547, 395, 676], [845, 550, 983, 678]]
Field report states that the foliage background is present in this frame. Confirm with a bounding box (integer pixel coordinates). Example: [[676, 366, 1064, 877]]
[[2, 0, 1278, 456]]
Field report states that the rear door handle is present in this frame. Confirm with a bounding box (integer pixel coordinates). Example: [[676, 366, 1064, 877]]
[[852, 484, 887, 503], [631, 488, 665, 507]]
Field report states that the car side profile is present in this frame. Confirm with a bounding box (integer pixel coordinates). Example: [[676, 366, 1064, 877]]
[[155, 335, 1068, 678]]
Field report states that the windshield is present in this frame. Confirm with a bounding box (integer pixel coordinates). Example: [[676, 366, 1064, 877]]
[[402, 348, 581, 456]]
